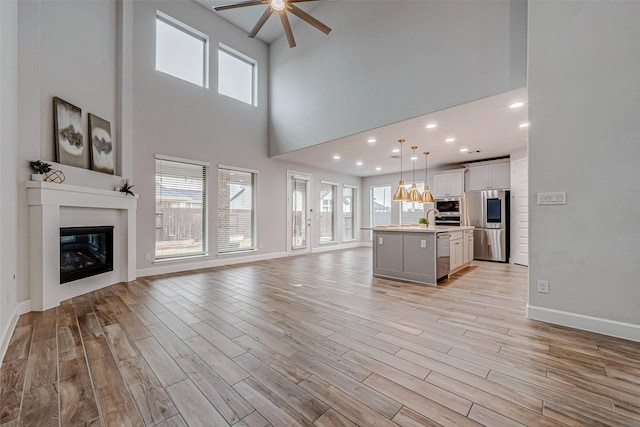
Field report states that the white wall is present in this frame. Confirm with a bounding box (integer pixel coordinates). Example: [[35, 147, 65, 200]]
[[132, 1, 361, 277], [0, 0, 20, 355], [528, 1, 640, 340], [269, 0, 527, 156]]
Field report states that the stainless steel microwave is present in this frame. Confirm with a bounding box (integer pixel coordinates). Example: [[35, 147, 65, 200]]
[[435, 197, 461, 216]]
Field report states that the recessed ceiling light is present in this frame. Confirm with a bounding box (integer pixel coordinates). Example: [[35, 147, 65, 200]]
[[510, 102, 524, 109], [392, 148, 400, 153], [459, 148, 469, 153], [519, 122, 529, 128], [375, 167, 381, 171], [367, 138, 376, 143], [356, 161, 363, 166], [333, 155, 341, 160], [445, 137, 456, 143], [426, 123, 437, 129], [410, 155, 418, 161]]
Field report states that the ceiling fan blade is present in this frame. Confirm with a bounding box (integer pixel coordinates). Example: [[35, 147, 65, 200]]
[[288, 3, 331, 35], [248, 7, 274, 38], [214, 0, 267, 12], [279, 10, 296, 48]]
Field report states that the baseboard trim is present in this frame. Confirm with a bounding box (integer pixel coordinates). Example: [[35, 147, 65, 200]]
[[527, 304, 640, 343], [1, 300, 32, 362], [311, 242, 366, 253], [137, 251, 289, 278]]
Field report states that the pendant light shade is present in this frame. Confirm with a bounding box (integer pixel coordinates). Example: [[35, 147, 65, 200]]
[[408, 146, 422, 202], [392, 139, 410, 202], [422, 151, 434, 203]]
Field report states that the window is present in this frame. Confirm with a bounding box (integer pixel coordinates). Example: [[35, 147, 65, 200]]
[[320, 182, 337, 242], [371, 186, 392, 227], [218, 166, 256, 253], [343, 186, 357, 240], [155, 156, 208, 259], [155, 12, 208, 87], [218, 44, 257, 106], [401, 182, 426, 224]]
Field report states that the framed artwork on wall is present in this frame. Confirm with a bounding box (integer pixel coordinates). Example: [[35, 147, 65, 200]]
[[88, 113, 115, 174], [53, 97, 85, 168]]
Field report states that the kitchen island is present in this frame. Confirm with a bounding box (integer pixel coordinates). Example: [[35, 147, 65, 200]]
[[373, 225, 474, 286]]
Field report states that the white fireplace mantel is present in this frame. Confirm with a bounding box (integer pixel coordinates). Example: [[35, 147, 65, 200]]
[[27, 181, 138, 311]]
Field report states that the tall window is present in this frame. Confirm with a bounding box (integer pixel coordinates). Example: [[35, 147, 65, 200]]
[[155, 11, 208, 87], [218, 167, 256, 253], [371, 186, 392, 226], [155, 156, 208, 259], [218, 44, 257, 106], [320, 182, 337, 242], [401, 182, 426, 224], [343, 186, 357, 241]]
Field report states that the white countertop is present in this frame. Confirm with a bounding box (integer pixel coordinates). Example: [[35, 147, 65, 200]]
[[373, 225, 474, 233]]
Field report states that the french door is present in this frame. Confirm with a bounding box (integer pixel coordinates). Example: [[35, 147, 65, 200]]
[[287, 172, 312, 255]]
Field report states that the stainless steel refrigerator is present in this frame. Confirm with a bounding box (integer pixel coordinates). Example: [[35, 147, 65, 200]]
[[464, 190, 510, 262]]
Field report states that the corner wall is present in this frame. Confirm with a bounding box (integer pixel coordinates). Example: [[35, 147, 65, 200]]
[[527, 1, 640, 340], [269, 0, 527, 156]]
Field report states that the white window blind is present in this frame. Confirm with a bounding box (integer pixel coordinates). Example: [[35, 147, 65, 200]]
[[218, 167, 256, 253], [155, 157, 208, 259], [155, 12, 208, 87], [218, 44, 256, 105], [320, 182, 336, 242], [401, 182, 426, 224], [371, 186, 392, 226], [343, 186, 357, 240]]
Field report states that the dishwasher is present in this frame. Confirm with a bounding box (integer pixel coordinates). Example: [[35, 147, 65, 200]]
[[436, 232, 451, 280]]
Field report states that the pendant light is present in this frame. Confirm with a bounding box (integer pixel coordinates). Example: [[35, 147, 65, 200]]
[[392, 139, 410, 201], [408, 146, 422, 202], [422, 151, 434, 203]]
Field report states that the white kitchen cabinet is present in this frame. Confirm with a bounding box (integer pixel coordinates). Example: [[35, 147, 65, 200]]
[[463, 229, 474, 264], [466, 162, 510, 191], [432, 171, 464, 198], [449, 231, 464, 271]]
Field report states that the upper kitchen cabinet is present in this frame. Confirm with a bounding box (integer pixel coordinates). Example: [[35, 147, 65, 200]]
[[432, 170, 464, 198], [465, 161, 510, 191]]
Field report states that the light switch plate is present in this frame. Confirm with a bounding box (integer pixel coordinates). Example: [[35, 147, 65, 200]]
[[537, 192, 566, 205]]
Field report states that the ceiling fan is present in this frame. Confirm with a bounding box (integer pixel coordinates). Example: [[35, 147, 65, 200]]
[[214, 0, 331, 48]]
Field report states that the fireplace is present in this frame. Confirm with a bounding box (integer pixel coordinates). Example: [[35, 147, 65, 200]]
[[60, 226, 114, 284]]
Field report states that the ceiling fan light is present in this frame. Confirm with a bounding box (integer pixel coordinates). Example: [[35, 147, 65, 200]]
[[271, 0, 286, 11]]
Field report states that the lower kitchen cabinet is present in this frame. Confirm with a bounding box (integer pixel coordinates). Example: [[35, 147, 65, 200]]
[[450, 231, 464, 272], [464, 229, 474, 264]]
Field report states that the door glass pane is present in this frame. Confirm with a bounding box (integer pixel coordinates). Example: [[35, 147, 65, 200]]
[[371, 186, 392, 226], [320, 183, 336, 242], [343, 187, 356, 240], [292, 178, 307, 249]]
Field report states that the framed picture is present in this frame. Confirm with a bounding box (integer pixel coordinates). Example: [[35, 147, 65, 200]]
[[88, 113, 115, 174], [53, 97, 85, 168]]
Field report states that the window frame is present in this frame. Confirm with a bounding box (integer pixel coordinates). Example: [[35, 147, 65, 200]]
[[217, 164, 258, 255], [370, 185, 392, 228], [400, 181, 426, 224], [218, 43, 258, 106], [342, 185, 358, 241], [319, 181, 338, 244], [154, 154, 210, 261], [155, 11, 209, 88]]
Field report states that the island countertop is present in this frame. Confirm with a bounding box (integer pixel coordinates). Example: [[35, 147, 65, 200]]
[[373, 225, 474, 233]]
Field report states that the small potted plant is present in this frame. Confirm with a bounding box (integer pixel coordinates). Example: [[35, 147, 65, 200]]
[[418, 217, 428, 228], [30, 160, 52, 181], [117, 179, 135, 196]]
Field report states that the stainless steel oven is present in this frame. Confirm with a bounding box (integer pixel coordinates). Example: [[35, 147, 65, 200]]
[[434, 197, 461, 226]]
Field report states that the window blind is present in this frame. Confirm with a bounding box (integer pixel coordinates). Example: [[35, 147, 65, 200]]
[[155, 157, 207, 259], [218, 168, 256, 253]]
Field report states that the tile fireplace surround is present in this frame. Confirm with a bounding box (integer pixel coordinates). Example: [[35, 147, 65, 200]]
[[27, 181, 137, 311]]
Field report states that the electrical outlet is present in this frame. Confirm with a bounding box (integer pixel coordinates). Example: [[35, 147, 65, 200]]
[[420, 240, 426, 248], [537, 280, 549, 293], [145, 253, 151, 261], [378, 237, 383, 245]]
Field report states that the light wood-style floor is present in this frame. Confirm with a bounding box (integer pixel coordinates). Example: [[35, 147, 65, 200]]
[[2, 248, 640, 427]]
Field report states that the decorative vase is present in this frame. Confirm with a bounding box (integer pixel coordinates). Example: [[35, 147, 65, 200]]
[[31, 174, 44, 181]]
